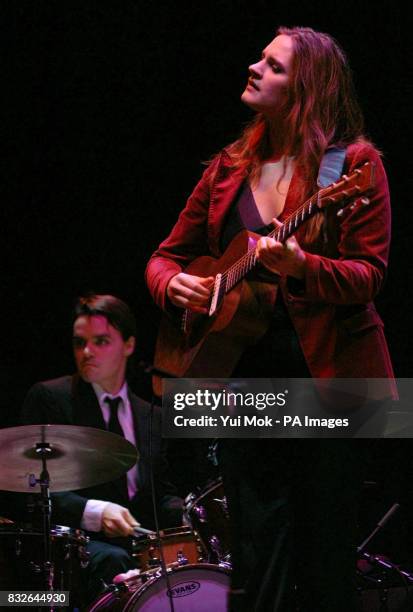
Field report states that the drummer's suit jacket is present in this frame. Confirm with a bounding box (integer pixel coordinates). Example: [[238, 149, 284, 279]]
[[20, 374, 183, 534]]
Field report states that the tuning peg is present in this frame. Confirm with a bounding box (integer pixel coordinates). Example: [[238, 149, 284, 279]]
[[350, 203, 357, 210], [360, 197, 370, 206], [337, 209, 344, 217]]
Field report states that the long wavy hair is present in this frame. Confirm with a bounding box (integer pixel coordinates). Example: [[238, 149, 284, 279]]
[[225, 26, 369, 243]]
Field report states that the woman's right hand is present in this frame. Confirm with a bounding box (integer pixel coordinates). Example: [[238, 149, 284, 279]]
[[167, 273, 214, 313]]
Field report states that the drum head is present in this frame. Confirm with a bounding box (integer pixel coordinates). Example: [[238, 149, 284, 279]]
[[126, 564, 230, 611]]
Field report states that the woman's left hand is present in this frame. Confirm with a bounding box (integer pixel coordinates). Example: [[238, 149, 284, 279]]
[[256, 218, 306, 279]]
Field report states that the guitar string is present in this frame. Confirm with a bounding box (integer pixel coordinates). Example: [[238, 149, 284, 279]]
[[201, 194, 315, 295], [200, 166, 366, 295], [220, 193, 317, 289], [203, 192, 316, 293]]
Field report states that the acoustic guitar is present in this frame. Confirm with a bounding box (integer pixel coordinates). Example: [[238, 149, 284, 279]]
[[153, 162, 375, 395]]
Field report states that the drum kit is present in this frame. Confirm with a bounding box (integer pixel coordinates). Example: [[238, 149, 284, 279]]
[[3, 425, 412, 611], [87, 480, 232, 611], [0, 425, 232, 611]]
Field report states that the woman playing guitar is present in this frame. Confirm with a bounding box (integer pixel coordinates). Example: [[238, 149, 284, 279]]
[[146, 26, 396, 611]]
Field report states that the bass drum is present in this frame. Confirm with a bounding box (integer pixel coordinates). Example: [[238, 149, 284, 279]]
[[89, 564, 230, 611]]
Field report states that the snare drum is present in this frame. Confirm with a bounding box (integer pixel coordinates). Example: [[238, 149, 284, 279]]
[[131, 526, 204, 571], [88, 563, 230, 611], [184, 479, 230, 564], [0, 523, 89, 600]]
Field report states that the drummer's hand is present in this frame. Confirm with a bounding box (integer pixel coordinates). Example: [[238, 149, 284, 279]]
[[101, 503, 139, 537], [113, 568, 141, 584], [167, 273, 213, 313], [256, 218, 306, 279]]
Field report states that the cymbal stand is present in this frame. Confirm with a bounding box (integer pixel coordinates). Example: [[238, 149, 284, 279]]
[[29, 441, 54, 605]]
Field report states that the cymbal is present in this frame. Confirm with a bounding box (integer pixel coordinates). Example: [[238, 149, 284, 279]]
[[0, 424, 138, 493]]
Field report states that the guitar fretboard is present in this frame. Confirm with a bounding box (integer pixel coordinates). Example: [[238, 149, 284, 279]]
[[221, 191, 322, 293]]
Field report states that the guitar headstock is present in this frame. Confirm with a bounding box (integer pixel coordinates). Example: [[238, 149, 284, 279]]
[[317, 161, 375, 211]]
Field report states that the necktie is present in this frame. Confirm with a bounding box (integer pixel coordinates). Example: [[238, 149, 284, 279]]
[[104, 396, 124, 437], [104, 396, 130, 501]]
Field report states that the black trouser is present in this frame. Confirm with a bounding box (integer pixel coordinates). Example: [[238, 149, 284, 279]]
[[222, 300, 363, 611], [83, 539, 136, 605], [220, 438, 363, 612]]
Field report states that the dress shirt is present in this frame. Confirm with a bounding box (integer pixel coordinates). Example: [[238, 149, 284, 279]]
[[80, 381, 139, 532]]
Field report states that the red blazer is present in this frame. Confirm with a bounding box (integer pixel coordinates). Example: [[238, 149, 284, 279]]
[[146, 142, 396, 397]]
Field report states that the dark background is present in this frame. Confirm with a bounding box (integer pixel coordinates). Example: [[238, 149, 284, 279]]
[[2, 0, 412, 564]]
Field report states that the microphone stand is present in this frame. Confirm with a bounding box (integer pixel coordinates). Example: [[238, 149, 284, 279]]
[[137, 360, 178, 612], [357, 503, 413, 612], [357, 503, 400, 555]]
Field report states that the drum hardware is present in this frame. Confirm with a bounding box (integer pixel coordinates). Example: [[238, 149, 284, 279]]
[[208, 535, 226, 564], [207, 439, 219, 466], [190, 495, 228, 522], [357, 502, 413, 611], [357, 552, 413, 612], [29, 561, 42, 575], [27, 436, 54, 593], [217, 560, 232, 572], [359, 552, 413, 584], [184, 478, 231, 565], [190, 502, 207, 522], [78, 544, 90, 569], [15, 534, 22, 557], [212, 495, 229, 518], [174, 550, 189, 566]]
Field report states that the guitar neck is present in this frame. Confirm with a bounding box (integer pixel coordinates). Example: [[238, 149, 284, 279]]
[[223, 191, 321, 293]]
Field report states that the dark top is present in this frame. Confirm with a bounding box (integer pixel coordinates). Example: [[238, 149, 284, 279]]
[[221, 181, 310, 378], [220, 181, 273, 251]]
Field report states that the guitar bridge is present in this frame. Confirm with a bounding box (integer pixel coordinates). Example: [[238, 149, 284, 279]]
[[209, 274, 223, 316]]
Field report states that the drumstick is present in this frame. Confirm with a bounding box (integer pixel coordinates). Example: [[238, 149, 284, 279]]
[[133, 525, 156, 536]]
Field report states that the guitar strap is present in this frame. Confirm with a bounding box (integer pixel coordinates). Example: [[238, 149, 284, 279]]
[[317, 146, 347, 244], [317, 145, 347, 187]]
